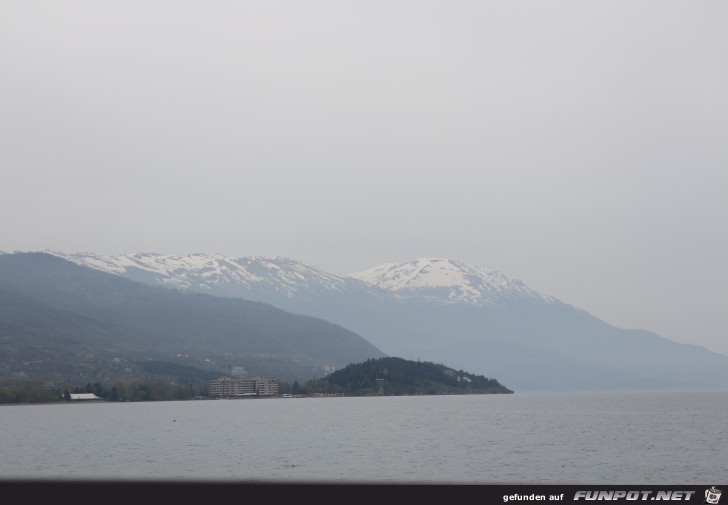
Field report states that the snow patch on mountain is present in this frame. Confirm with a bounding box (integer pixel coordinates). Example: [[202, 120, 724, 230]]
[[348, 258, 554, 305], [46, 251, 376, 298], [44, 251, 555, 306]]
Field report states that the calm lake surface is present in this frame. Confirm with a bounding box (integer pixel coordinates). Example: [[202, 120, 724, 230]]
[[1, 391, 726, 483]]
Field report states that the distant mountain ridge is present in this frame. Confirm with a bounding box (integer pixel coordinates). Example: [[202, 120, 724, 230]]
[[47, 251, 388, 301], [18, 251, 728, 392], [47, 252, 554, 306], [0, 253, 385, 384]]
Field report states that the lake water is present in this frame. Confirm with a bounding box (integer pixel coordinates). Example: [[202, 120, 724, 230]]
[[1, 391, 726, 483]]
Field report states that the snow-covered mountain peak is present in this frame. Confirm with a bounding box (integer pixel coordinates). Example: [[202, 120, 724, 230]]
[[348, 257, 553, 305]]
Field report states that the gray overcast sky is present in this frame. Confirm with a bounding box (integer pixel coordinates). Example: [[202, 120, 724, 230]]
[[2, 1, 727, 354]]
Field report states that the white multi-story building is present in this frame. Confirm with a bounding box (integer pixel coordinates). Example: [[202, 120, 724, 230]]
[[208, 376, 279, 397]]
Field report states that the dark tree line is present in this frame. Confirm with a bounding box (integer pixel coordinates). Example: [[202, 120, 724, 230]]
[[0, 381, 60, 403], [0, 379, 209, 404]]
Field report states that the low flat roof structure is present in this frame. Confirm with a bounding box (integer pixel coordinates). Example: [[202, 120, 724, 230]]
[[69, 393, 102, 401]]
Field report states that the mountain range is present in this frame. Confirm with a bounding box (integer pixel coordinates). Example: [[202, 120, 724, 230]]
[[0, 253, 384, 385], [34, 251, 728, 392]]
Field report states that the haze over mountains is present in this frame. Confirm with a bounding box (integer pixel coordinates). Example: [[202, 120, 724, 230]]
[[0, 253, 384, 384], [41, 251, 728, 392]]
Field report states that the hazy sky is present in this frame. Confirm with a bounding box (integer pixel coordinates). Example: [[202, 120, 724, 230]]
[[2, 1, 727, 354]]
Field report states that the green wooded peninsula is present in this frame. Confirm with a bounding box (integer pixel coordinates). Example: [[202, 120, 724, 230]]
[[303, 357, 513, 396]]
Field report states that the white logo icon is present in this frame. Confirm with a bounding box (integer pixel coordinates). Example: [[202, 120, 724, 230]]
[[706, 487, 722, 505]]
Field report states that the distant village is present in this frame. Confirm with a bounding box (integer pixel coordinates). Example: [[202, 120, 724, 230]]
[[65, 376, 284, 401], [64, 375, 343, 402]]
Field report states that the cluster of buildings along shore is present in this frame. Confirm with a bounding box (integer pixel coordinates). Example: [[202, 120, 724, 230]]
[[67, 376, 347, 402], [67, 377, 282, 401]]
